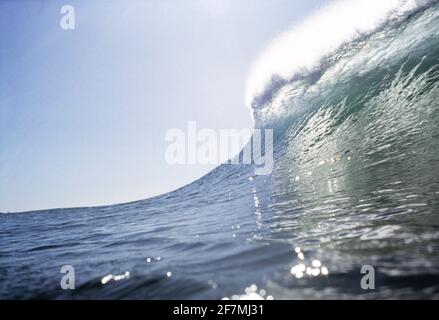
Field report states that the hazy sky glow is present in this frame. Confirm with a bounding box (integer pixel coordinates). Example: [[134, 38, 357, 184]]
[[0, 0, 325, 212]]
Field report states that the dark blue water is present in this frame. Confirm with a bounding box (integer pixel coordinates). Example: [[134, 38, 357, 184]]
[[2, 1, 439, 299]]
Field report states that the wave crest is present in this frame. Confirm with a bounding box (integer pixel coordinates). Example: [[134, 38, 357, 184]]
[[245, 0, 434, 110]]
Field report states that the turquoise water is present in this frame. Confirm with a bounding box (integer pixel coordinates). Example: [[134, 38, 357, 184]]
[[1, 1, 439, 299]]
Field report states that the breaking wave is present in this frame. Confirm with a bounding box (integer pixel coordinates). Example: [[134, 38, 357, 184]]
[[2, 0, 439, 299]]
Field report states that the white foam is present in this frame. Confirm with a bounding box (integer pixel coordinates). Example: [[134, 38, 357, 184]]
[[245, 0, 431, 108]]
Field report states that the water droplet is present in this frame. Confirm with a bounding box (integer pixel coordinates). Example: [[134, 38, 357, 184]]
[[311, 268, 320, 276], [312, 260, 322, 268]]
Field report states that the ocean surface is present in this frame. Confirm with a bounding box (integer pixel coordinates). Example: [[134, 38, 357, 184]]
[[2, 0, 439, 299]]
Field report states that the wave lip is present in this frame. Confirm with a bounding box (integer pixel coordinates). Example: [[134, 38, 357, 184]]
[[245, 0, 434, 110]]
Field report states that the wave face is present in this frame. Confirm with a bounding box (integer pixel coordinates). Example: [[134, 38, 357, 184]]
[[2, 1, 439, 299]]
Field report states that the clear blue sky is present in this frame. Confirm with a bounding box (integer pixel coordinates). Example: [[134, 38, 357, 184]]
[[0, 0, 325, 212]]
